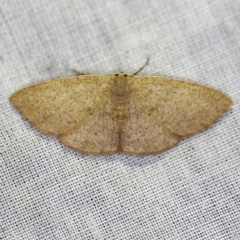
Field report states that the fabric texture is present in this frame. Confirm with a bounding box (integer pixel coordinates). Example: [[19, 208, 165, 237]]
[[1, 0, 240, 239]]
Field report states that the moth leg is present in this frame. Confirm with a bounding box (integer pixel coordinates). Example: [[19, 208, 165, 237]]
[[72, 69, 86, 76]]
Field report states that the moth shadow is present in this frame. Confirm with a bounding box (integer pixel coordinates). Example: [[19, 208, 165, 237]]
[[118, 154, 167, 168], [73, 152, 168, 168]]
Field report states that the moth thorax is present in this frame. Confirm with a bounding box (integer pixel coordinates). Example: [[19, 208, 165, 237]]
[[113, 75, 129, 96]]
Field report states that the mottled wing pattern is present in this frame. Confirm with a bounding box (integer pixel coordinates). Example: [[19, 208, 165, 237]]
[[60, 92, 119, 154], [121, 76, 232, 154], [10, 76, 111, 136], [121, 101, 182, 154]]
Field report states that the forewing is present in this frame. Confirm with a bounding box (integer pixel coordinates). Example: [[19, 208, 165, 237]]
[[10, 75, 112, 136], [129, 76, 232, 136]]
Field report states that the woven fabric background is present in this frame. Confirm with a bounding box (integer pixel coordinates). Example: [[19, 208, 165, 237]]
[[1, 0, 240, 239]]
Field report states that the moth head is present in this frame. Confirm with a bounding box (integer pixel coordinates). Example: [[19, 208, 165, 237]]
[[115, 72, 128, 77]]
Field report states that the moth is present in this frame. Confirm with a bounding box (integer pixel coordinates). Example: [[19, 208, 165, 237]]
[[10, 61, 232, 155]]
